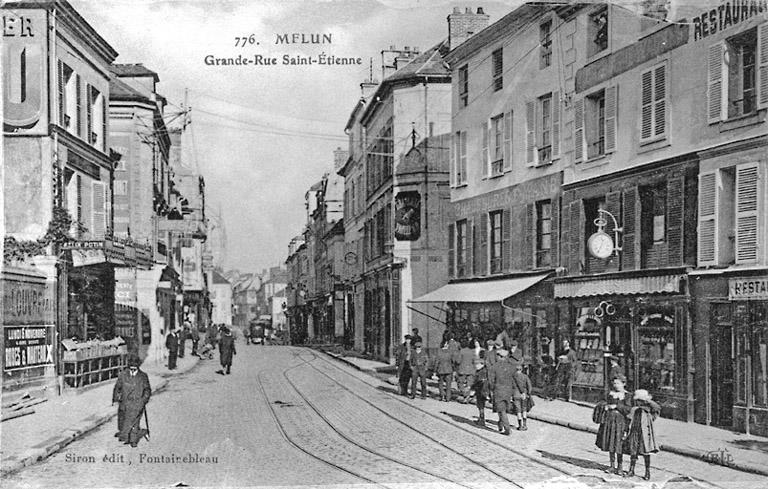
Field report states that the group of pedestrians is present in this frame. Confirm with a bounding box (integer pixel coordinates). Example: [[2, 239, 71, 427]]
[[395, 329, 534, 435], [595, 374, 661, 480], [164, 321, 201, 370]]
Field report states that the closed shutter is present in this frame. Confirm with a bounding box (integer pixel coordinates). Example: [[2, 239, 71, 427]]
[[477, 213, 488, 276], [503, 111, 513, 171], [102, 94, 108, 151], [467, 217, 474, 276], [560, 198, 571, 273], [697, 171, 718, 265], [758, 21, 768, 109], [551, 196, 560, 268], [502, 208, 511, 272], [523, 203, 534, 270], [450, 133, 456, 187], [735, 163, 760, 264], [526, 100, 536, 166], [569, 200, 584, 275], [707, 42, 725, 124], [57, 61, 65, 126], [653, 64, 666, 137], [448, 223, 455, 278], [76, 174, 83, 237], [621, 187, 638, 270], [667, 175, 685, 266], [605, 191, 622, 269], [551, 91, 560, 158], [86, 85, 93, 143], [481, 122, 489, 178], [92, 181, 106, 239], [604, 86, 617, 153], [641, 70, 653, 140], [75, 74, 82, 137], [573, 98, 584, 163]]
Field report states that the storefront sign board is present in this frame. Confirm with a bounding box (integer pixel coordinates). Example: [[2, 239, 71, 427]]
[[729, 277, 768, 300]]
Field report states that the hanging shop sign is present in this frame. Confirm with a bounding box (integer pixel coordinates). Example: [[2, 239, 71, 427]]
[[729, 277, 768, 300], [394, 191, 421, 241], [693, 0, 767, 41], [4, 326, 55, 371]]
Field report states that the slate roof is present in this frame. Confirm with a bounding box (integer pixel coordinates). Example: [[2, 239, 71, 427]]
[[110, 63, 160, 81]]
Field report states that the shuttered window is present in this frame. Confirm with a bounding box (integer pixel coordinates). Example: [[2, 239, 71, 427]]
[[503, 111, 513, 171], [456, 220, 468, 277], [92, 181, 107, 239], [640, 62, 667, 142], [698, 171, 718, 266], [492, 48, 503, 92], [707, 42, 725, 123], [481, 121, 489, 178], [573, 98, 585, 163], [526, 100, 536, 165], [735, 163, 760, 264], [86, 84, 93, 143], [759, 22, 768, 109]]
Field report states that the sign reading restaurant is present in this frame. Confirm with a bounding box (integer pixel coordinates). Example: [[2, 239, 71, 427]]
[[729, 277, 768, 300], [693, 0, 767, 41]]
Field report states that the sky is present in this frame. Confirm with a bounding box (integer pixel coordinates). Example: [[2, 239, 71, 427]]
[[69, 0, 708, 274]]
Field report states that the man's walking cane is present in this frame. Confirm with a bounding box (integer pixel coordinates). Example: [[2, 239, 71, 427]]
[[143, 408, 150, 441]]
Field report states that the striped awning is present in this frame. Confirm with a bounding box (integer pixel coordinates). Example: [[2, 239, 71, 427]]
[[554, 274, 683, 298], [410, 273, 549, 303]]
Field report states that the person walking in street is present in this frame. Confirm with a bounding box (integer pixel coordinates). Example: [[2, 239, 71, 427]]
[[411, 328, 423, 346], [165, 328, 179, 370], [507, 339, 523, 369], [456, 339, 476, 403], [243, 324, 252, 345], [596, 374, 632, 475], [112, 355, 151, 448], [410, 341, 429, 399], [488, 347, 515, 435], [396, 335, 413, 396], [190, 325, 200, 356], [178, 323, 188, 359], [511, 364, 533, 431], [624, 389, 661, 480], [471, 339, 489, 426], [432, 339, 458, 401], [218, 326, 236, 374], [556, 339, 579, 401]]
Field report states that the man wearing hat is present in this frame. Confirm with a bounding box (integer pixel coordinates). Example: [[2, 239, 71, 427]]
[[396, 335, 413, 396], [508, 339, 523, 369], [218, 326, 236, 374], [410, 341, 430, 399], [112, 355, 151, 447], [487, 347, 516, 435], [165, 327, 179, 370]]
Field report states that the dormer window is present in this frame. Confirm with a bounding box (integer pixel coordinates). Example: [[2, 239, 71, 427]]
[[589, 7, 609, 57]]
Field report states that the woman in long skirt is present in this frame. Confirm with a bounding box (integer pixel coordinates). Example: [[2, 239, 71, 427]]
[[624, 389, 661, 480], [595, 374, 632, 475]]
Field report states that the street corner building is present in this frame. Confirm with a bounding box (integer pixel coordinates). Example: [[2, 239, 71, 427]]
[[2, 0, 215, 403]]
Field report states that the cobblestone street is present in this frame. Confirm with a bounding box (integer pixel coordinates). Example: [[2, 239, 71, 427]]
[[5, 346, 767, 488]]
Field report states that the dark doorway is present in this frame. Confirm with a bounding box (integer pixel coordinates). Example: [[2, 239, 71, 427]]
[[710, 303, 734, 427]]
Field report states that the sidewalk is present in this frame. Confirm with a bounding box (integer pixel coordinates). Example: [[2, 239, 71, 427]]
[[0, 354, 199, 478], [325, 350, 768, 478]]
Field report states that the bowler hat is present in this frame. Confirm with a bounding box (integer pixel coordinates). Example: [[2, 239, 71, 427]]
[[127, 355, 141, 367]]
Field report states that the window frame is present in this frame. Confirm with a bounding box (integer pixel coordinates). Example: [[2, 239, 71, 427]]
[[456, 219, 468, 277], [492, 48, 503, 92], [538, 93, 553, 164], [490, 114, 504, 176], [640, 61, 668, 144], [540, 19, 553, 69], [588, 6, 609, 58], [458, 64, 469, 108], [536, 200, 552, 268], [489, 210, 503, 274]]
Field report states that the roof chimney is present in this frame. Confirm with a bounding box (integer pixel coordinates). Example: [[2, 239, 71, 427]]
[[447, 6, 490, 51]]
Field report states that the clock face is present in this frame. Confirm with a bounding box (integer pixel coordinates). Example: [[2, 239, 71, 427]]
[[588, 231, 614, 259]]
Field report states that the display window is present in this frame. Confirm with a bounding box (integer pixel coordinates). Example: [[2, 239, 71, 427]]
[[735, 302, 768, 408], [573, 306, 604, 388]]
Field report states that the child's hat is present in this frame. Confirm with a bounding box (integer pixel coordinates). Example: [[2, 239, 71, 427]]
[[633, 389, 652, 402]]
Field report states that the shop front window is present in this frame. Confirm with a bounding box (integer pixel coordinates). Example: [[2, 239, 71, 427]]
[[637, 309, 677, 394], [736, 302, 768, 407], [573, 306, 604, 390]]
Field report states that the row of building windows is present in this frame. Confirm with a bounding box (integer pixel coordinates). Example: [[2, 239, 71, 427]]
[[57, 60, 107, 151]]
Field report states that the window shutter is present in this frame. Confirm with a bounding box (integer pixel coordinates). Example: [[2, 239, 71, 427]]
[[450, 133, 456, 187], [102, 95, 108, 151], [448, 223, 455, 278], [569, 199, 584, 275], [573, 98, 584, 163], [467, 217, 474, 276], [707, 42, 725, 124], [523, 203, 534, 270], [697, 171, 718, 265], [621, 187, 638, 270], [57, 61, 65, 126], [667, 175, 685, 266], [735, 163, 760, 264], [551, 197, 560, 268], [75, 74, 82, 137], [653, 64, 666, 137], [559, 198, 570, 271], [640, 69, 653, 141], [86, 85, 93, 143], [478, 213, 488, 275], [481, 122, 489, 178], [551, 91, 560, 158], [526, 100, 536, 166], [758, 21, 768, 109], [503, 111, 512, 171], [502, 208, 511, 272], [92, 181, 106, 239], [604, 85, 617, 153]]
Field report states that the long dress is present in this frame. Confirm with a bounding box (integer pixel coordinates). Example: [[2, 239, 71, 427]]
[[595, 390, 632, 453], [624, 399, 661, 456]]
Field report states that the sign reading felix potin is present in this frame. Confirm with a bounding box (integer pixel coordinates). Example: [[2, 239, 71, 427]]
[[729, 277, 768, 300], [4, 326, 55, 371]]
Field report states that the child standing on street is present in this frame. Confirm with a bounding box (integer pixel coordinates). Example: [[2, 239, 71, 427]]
[[511, 364, 533, 431], [596, 374, 632, 475], [624, 389, 661, 480]]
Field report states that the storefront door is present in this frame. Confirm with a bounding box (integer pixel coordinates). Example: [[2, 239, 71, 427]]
[[710, 303, 734, 427]]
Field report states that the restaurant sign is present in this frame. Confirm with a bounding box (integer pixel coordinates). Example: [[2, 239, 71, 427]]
[[729, 277, 768, 300], [4, 326, 55, 370], [693, 0, 767, 41]]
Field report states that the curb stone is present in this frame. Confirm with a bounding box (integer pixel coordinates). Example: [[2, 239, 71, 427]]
[[1, 377, 171, 478], [322, 351, 768, 478]]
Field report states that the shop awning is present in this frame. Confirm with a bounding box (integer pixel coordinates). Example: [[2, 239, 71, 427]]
[[554, 274, 683, 298], [409, 273, 549, 303]]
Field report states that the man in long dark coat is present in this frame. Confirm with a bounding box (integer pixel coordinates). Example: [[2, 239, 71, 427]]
[[166, 328, 179, 370], [487, 348, 516, 435], [219, 326, 236, 374], [112, 355, 151, 447]]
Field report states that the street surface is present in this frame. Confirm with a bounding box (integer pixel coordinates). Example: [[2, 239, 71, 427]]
[[5, 345, 766, 489]]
